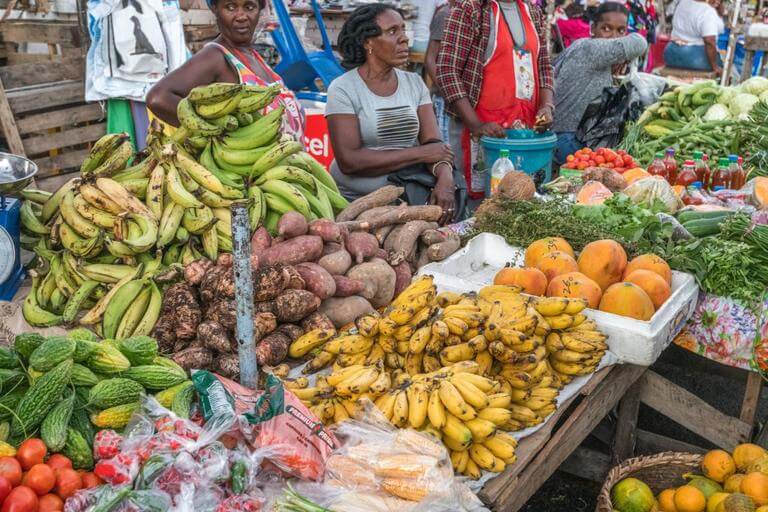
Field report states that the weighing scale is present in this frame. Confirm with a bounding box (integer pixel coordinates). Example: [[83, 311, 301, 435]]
[[0, 153, 38, 301]]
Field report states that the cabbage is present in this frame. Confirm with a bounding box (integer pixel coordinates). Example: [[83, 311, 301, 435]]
[[703, 103, 731, 121], [760, 90, 768, 104], [740, 76, 768, 95], [718, 87, 738, 105], [729, 92, 760, 117]]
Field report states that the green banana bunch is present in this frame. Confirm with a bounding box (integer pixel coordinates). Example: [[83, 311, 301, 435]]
[[261, 179, 311, 219], [237, 83, 281, 113], [114, 212, 158, 253], [251, 140, 304, 177], [59, 221, 104, 259], [20, 200, 50, 235], [41, 178, 79, 224], [19, 188, 52, 204], [178, 98, 223, 136], [188, 82, 242, 105], [221, 106, 283, 150], [79, 264, 144, 326], [101, 277, 148, 339], [23, 270, 63, 327], [195, 93, 241, 119], [182, 206, 217, 235], [80, 133, 129, 176]]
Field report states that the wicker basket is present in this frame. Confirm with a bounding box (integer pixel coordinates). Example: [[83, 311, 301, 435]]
[[595, 452, 703, 512]]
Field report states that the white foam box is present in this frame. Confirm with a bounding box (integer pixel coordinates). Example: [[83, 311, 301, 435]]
[[417, 233, 699, 366]]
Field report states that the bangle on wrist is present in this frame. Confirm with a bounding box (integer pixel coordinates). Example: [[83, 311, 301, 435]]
[[431, 160, 453, 177]]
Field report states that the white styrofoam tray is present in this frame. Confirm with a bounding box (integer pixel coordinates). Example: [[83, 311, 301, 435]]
[[417, 233, 699, 366]]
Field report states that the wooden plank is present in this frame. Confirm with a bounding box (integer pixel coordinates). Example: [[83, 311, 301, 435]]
[[17, 103, 103, 134], [638, 371, 752, 451], [740, 371, 762, 427], [756, 422, 768, 449], [480, 365, 646, 512], [559, 446, 611, 483], [23, 122, 105, 156], [0, 78, 25, 155], [611, 381, 642, 465], [0, 56, 85, 89], [636, 429, 708, 455], [35, 148, 90, 176], [0, 22, 83, 47], [7, 81, 84, 114], [184, 25, 218, 41]]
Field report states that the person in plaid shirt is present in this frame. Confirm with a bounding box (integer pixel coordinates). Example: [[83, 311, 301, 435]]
[[435, 0, 555, 198]]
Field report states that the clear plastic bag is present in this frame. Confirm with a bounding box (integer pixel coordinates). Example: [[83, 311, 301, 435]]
[[624, 177, 684, 213], [627, 61, 668, 107]]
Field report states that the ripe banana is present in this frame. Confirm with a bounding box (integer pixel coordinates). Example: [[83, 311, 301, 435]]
[[145, 163, 165, 219], [80, 133, 127, 175], [164, 163, 204, 208], [60, 191, 100, 238], [72, 193, 116, 229], [438, 379, 476, 421]]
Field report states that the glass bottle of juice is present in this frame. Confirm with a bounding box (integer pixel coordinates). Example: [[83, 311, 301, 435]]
[[701, 154, 712, 190], [647, 153, 668, 181], [676, 159, 698, 186], [710, 157, 731, 190], [664, 148, 678, 184], [731, 156, 746, 189]]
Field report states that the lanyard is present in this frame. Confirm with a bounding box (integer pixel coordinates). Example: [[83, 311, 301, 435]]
[[496, 0, 527, 51]]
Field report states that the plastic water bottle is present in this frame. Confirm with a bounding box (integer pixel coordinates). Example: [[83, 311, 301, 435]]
[[490, 149, 515, 195]]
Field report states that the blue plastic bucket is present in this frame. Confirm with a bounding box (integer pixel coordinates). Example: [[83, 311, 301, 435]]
[[479, 129, 557, 195]]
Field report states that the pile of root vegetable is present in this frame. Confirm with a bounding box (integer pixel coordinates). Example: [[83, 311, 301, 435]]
[[153, 190, 462, 377]]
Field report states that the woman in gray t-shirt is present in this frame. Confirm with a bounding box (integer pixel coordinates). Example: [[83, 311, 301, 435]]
[[326, 4, 456, 225]]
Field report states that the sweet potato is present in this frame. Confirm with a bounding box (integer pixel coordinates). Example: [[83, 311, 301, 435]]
[[346, 232, 379, 264], [421, 229, 447, 246], [333, 275, 365, 297], [415, 249, 431, 271], [215, 354, 240, 379], [318, 249, 352, 276], [282, 265, 305, 290], [339, 205, 442, 231], [346, 258, 396, 308], [322, 242, 343, 256], [254, 312, 278, 338], [277, 324, 304, 342], [386, 221, 438, 263], [319, 296, 376, 328], [184, 259, 214, 285], [335, 185, 404, 222], [354, 204, 405, 224], [198, 321, 231, 353], [251, 226, 272, 252], [274, 289, 322, 322], [301, 312, 336, 332], [258, 235, 323, 267], [392, 261, 412, 297], [277, 211, 309, 238], [256, 332, 291, 366], [427, 231, 461, 261], [216, 253, 234, 268], [253, 266, 289, 301], [295, 262, 336, 299], [172, 347, 213, 371], [308, 219, 343, 243]]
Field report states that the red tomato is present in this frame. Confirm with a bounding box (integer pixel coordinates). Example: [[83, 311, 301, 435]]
[[605, 162, 614, 168], [0, 457, 22, 487], [622, 155, 634, 166], [80, 472, 103, 489], [566, 155, 575, 162], [38, 494, 64, 512], [23, 463, 55, 496], [577, 162, 588, 170], [0, 476, 11, 504], [45, 455, 72, 473], [16, 439, 46, 471], [614, 166, 625, 173], [1, 486, 38, 512], [616, 149, 626, 156], [604, 149, 618, 162], [54, 468, 82, 500], [595, 155, 606, 165], [582, 147, 590, 153]]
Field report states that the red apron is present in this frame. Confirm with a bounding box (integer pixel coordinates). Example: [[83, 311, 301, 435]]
[[463, 0, 541, 198]]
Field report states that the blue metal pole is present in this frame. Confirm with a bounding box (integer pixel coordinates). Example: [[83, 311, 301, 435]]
[[231, 201, 258, 389]]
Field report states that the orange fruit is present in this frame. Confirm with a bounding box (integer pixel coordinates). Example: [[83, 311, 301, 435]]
[[724, 473, 745, 493], [734, 444, 768, 473], [705, 492, 728, 512], [674, 485, 706, 512], [741, 471, 768, 505], [658, 488, 678, 511], [524, 237, 574, 267], [701, 449, 737, 483]]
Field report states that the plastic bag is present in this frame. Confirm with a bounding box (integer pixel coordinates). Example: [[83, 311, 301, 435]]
[[624, 177, 684, 213], [576, 83, 641, 149], [627, 62, 667, 107]]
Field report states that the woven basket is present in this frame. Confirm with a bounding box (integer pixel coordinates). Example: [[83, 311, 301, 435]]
[[595, 452, 703, 512]]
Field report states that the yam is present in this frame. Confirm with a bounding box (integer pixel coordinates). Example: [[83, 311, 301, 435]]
[[421, 229, 447, 246], [301, 312, 336, 332], [308, 219, 343, 243], [254, 312, 278, 339], [339, 205, 443, 231], [151, 316, 176, 354], [184, 259, 214, 286], [277, 211, 309, 238], [374, 225, 395, 245], [427, 231, 461, 262], [199, 266, 228, 305], [295, 262, 337, 299], [333, 275, 365, 297], [198, 321, 231, 353], [277, 324, 304, 342], [347, 232, 380, 264], [253, 265, 289, 301], [216, 253, 233, 268], [251, 226, 272, 252], [164, 283, 201, 340], [206, 299, 237, 331], [256, 332, 291, 366], [391, 261, 412, 297], [322, 242, 343, 257], [354, 204, 406, 224], [258, 235, 323, 267], [318, 250, 352, 276], [386, 221, 438, 263], [347, 258, 397, 308], [215, 354, 240, 379], [274, 289, 322, 322], [319, 296, 376, 328], [282, 265, 306, 290], [335, 185, 404, 222], [172, 347, 213, 371], [383, 225, 407, 253]]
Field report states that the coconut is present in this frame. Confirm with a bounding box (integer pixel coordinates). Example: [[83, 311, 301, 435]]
[[497, 171, 536, 200]]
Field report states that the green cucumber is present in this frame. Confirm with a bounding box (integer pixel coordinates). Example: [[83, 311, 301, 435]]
[[682, 218, 725, 237], [676, 209, 734, 224]]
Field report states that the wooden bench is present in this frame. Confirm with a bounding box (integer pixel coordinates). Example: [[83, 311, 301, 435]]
[[656, 66, 719, 80]]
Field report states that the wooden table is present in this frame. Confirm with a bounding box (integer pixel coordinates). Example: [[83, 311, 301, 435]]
[[479, 364, 647, 511]]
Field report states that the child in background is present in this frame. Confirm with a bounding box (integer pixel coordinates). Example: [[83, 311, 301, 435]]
[[425, 0, 455, 144]]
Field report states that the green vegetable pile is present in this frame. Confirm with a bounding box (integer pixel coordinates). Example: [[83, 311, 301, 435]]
[[739, 99, 768, 177]]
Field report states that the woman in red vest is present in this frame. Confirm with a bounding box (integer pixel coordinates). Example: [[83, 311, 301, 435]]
[[435, 0, 554, 198]]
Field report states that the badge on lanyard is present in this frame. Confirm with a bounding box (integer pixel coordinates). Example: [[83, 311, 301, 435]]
[[513, 48, 535, 101]]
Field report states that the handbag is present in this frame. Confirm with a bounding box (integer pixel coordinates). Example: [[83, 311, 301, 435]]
[[387, 163, 468, 224]]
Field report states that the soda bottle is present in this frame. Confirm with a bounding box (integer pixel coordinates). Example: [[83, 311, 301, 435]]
[[701, 154, 712, 190], [664, 148, 678, 184], [726, 155, 739, 189], [710, 157, 731, 189], [647, 153, 668, 181], [675, 159, 698, 186], [490, 149, 515, 195], [732, 156, 746, 189]]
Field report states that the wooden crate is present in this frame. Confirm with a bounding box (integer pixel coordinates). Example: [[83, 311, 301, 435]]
[[0, 20, 103, 185]]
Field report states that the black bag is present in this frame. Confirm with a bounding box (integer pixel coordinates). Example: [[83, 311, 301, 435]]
[[387, 164, 468, 224], [575, 82, 644, 149]]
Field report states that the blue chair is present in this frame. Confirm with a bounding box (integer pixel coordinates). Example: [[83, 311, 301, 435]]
[[270, 0, 345, 91]]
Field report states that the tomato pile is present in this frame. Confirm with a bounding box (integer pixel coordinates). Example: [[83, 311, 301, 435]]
[[562, 148, 640, 173], [0, 439, 103, 512]]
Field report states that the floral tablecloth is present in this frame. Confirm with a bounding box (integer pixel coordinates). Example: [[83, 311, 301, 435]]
[[674, 292, 767, 375]]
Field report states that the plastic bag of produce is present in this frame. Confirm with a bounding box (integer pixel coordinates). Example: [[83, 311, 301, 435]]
[[624, 177, 684, 213], [193, 370, 339, 481]]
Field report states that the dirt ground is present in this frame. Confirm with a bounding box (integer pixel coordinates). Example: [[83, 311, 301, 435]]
[[519, 344, 767, 511]]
